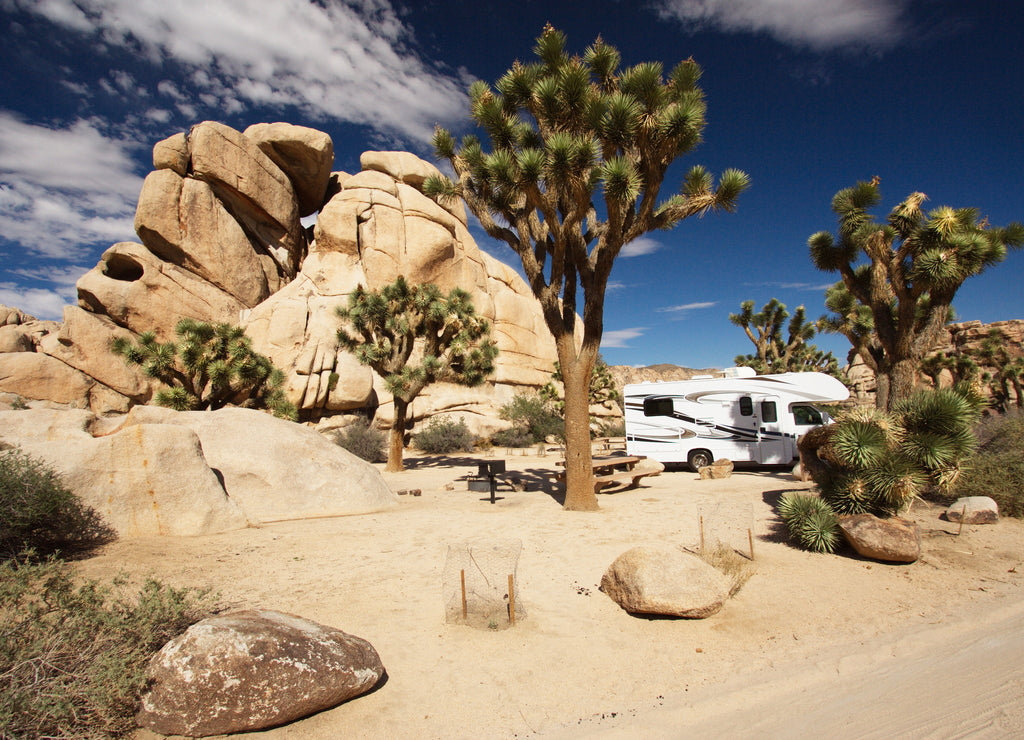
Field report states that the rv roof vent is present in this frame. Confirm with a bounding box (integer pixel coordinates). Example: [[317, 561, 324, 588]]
[[722, 366, 757, 378]]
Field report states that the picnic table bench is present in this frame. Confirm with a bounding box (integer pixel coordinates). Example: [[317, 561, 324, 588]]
[[549, 455, 661, 493]]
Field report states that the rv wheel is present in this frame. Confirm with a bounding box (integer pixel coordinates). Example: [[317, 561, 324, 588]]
[[687, 449, 713, 472]]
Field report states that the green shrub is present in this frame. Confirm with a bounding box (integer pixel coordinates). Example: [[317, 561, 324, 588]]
[[778, 492, 841, 553], [492, 426, 535, 448], [952, 412, 1024, 517], [0, 557, 217, 739], [0, 448, 114, 560], [413, 416, 476, 454], [498, 392, 563, 444], [335, 421, 387, 463]]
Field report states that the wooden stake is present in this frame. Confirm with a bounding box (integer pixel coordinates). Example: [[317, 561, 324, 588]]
[[958, 505, 967, 536], [508, 574, 516, 625], [460, 569, 467, 620], [748, 528, 755, 561], [699, 515, 705, 554]]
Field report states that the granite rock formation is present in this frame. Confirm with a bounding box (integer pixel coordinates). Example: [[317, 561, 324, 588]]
[[0, 123, 559, 432]]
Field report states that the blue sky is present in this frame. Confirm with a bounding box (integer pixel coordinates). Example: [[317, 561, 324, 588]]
[[1, 0, 1021, 369]]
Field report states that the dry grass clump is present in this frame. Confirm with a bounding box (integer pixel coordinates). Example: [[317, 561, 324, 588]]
[[700, 541, 755, 596]]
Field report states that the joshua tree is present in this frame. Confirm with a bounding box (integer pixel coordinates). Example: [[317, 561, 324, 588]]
[[540, 354, 621, 421], [336, 277, 498, 472], [424, 26, 748, 510], [730, 298, 839, 375], [809, 180, 1023, 410], [111, 319, 296, 419]]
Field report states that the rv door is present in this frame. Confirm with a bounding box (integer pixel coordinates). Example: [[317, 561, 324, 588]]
[[755, 397, 790, 464]]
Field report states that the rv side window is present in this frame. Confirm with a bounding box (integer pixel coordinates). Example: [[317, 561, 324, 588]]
[[792, 405, 823, 425], [643, 397, 675, 417], [761, 401, 778, 423], [739, 396, 753, 416]]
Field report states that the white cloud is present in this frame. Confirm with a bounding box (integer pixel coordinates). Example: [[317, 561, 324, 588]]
[[0, 283, 74, 320], [0, 113, 141, 258], [655, 0, 910, 51], [15, 0, 470, 146], [601, 327, 646, 348], [656, 301, 716, 313], [620, 236, 663, 258]]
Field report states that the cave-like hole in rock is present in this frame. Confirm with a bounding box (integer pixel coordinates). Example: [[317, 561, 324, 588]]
[[102, 253, 145, 282]]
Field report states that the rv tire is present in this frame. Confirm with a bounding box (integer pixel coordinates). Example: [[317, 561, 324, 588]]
[[687, 449, 713, 472]]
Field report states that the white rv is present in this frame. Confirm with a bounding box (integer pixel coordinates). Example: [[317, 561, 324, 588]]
[[624, 367, 850, 471]]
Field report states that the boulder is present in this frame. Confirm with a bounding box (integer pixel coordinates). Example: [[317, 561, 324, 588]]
[[0, 410, 248, 537], [838, 514, 921, 563], [0, 304, 34, 326], [137, 609, 384, 736], [0, 352, 94, 405], [189, 121, 305, 277], [76, 242, 247, 340], [699, 458, 734, 479], [946, 496, 1000, 524], [114, 406, 397, 522], [135, 171, 276, 306], [0, 324, 34, 353], [600, 546, 730, 618], [152, 132, 189, 175], [244, 122, 334, 217]]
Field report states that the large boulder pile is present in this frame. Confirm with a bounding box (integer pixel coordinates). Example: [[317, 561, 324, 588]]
[[0, 123, 559, 434]]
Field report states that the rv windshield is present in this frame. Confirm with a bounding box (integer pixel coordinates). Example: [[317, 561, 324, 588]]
[[791, 404, 823, 426]]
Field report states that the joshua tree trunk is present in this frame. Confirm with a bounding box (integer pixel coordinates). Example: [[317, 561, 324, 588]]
[[558, 339, 599, 512], [387, 397, 410, 472]]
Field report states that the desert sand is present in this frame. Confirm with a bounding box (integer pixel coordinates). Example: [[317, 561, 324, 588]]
[[73, 450, 1024, 739]]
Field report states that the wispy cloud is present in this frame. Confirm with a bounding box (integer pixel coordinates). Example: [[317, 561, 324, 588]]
[[656, 301, 716, 313], [654, 0, 911, 51], [744, 281, 835, 291], [12, 0, 470, 145], [0, 283, 73, 320], [601, 327, 646, 348], [0, 113, 142, 258], [620, 236, 663, 258]]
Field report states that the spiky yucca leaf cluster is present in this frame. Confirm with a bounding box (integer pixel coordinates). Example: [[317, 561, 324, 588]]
[[806, 384, 983, 516], [778, 493, 840, 553], [111, 319, 296, 419]]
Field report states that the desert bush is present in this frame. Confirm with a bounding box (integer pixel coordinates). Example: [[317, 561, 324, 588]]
[[498, 392, 563, 445], [414, 416, 476, 454], [594, 418, 626, 438], [335, 421, 387, 463], [0, 448, 114, 560], [491, 426, 535, 449], [951, 412, 1024, 517], [0, 557, 217, 739], [778, 492, 841, 553]]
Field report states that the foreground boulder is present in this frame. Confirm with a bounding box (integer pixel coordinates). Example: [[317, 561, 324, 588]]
[[600, 546, 730, 618], [838, 513, 922, 563], [699, 458, 734, 480], [137, 610, 385, 736], [945, 496, 999, 524]]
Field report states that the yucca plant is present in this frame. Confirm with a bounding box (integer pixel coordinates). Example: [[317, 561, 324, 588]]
[[111, 319, 296, 420], [798, 384, 983, 517], [778, 493, 840, 553]]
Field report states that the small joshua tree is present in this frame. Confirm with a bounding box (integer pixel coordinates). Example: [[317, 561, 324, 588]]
[[730, 298, 840, 375], [336, 277, 498, 472], [111, 318, 296, 419]]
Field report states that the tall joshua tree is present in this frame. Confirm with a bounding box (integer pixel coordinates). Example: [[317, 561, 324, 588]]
[[424, 26, 748, 510], [336, 277, 498, 472], [809, 180, 1023, 410]]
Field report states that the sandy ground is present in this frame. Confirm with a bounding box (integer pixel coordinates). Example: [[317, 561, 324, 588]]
[[73, 450, 1024, 739]]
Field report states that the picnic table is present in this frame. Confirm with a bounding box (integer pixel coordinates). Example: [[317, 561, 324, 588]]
[[551, 455, 660, 493]]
